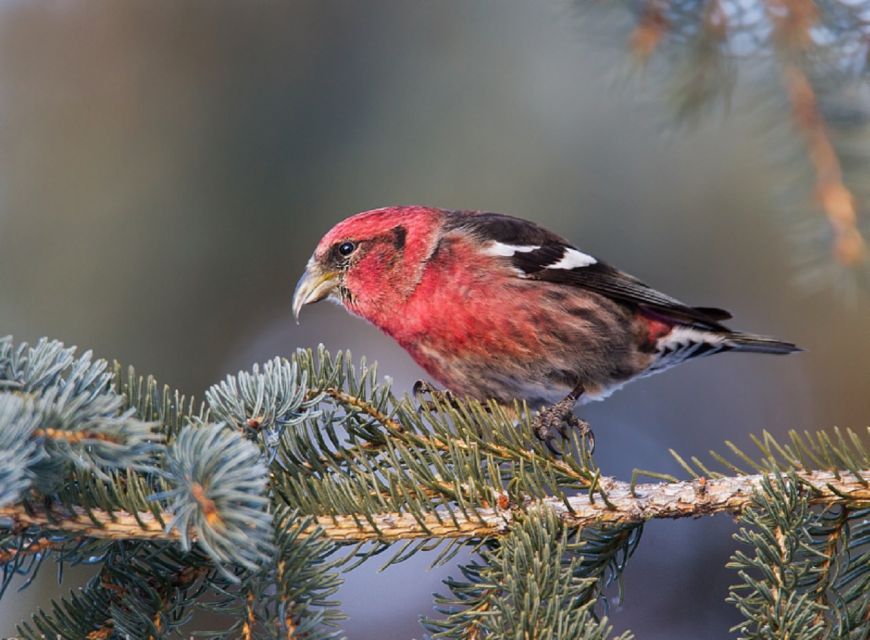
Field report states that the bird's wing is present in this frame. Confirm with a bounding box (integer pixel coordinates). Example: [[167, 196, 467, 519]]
[[525, 257, 732, 328], [446, 210, 732, 329]]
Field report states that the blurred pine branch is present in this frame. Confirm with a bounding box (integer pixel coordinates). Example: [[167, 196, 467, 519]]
[[0, 335, 868, 638], [585, 0, 870, 292]]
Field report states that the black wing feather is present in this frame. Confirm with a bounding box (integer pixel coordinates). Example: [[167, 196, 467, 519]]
[[445, 210, 732, 330]]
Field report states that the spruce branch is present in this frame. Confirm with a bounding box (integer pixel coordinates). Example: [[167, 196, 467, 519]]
[[213, 508, 345, 640], [3, 469, 867, 544], [2, 339, 868, 638], [424, 506, 633, 639], [156, 423, 274, 579], [17, 542, 214, 640], [728, 472, 831, 639], [816, 505, 870, 637], [0, 336, 164, 495], [0, 394, 45, 507], [206, 357, 316, 441]]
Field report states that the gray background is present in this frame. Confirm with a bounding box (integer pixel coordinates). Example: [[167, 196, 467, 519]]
[[0, 1, 867, 638]]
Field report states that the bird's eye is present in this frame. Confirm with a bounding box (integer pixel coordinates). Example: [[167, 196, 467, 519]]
[[338, 241, 356, 257]]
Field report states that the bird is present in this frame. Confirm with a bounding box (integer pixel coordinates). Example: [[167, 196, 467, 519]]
[[292, 205, 800, 449]]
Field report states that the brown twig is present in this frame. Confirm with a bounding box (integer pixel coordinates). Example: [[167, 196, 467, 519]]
[[321, 387, 405, 433], [285, 615, 298, 640], [630, 0, 670, 60], [190, 482, 222, 527], [0, 537, 58, 563], [782, 65, 868, 266], [241, 589, 255, 640], [276, 559, 299, 640], [465, 598, 492, 640], [32, 428, 124, 444]]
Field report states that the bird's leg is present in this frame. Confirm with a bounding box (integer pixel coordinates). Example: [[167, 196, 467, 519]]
[[532, 382, 594, 455], [413, 380, 459, 412]]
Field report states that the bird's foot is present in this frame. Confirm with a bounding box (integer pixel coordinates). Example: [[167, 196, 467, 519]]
[[531, 387, 594, 456], [413, 380, 459, 412]]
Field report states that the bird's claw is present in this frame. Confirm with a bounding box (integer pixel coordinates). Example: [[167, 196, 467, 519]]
[[567, 414, 595, 455], [532, 399, 594, 456], [413, 380, 458, 413], [412, 380, 436, 399]]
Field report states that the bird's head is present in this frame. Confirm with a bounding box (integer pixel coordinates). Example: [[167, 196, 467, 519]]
[[292, 206, 445, 324]]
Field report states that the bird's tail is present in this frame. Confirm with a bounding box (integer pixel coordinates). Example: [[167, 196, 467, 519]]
[[644, 326, 800, 377], [722, 332, 802, 355]]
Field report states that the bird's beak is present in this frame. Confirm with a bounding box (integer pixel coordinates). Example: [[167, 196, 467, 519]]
[[292, 263, 339, 323]]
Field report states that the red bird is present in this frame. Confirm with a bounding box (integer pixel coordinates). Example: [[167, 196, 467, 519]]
[[293, 206, 799, 446]]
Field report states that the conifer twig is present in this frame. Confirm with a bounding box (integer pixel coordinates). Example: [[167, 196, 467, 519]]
[[2, 470, 867, 544]]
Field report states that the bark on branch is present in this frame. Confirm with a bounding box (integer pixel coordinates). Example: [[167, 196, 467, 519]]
[[1, 469, 867, 544]]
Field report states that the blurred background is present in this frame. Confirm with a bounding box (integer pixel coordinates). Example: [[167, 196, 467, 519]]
[[0, 1, 867, 638]]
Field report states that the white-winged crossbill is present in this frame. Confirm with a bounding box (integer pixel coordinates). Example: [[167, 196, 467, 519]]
[[293, 206, 799, 444]]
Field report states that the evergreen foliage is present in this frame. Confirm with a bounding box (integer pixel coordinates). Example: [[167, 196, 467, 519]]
[[423, 507, 634, 640], [578, 0, 870, 292], [728, 473, 829, 639], [157, 425, 274, 577], [0, 335, 867, 638], [727, 473, 870, 639]]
